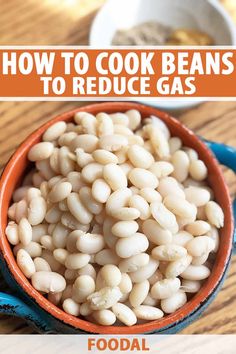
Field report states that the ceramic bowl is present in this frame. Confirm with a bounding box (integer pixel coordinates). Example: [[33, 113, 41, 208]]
[[89, 0, 236, 110], [0, 102, 235, 334]]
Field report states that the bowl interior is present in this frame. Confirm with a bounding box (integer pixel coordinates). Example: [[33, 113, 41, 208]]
[[90, 0, 235, 46], [0, 102, 233, 334]]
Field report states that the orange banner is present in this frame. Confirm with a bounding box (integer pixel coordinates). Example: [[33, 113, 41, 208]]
[[0, 48, 235, 98]]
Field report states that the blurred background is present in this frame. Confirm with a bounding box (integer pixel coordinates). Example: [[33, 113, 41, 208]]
[[0, 0, 235, 335]]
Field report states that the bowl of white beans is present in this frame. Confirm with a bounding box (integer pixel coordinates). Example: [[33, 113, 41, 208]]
[[0, 102, 234, 334]]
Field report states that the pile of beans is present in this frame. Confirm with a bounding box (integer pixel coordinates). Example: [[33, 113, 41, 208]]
[[6, 109, 224, 326]]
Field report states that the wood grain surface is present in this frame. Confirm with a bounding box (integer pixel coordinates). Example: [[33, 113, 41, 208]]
[[0, 0, 235, 335]]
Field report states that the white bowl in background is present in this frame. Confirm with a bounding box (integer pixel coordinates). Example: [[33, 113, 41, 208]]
[[89, 0, 236, 111]]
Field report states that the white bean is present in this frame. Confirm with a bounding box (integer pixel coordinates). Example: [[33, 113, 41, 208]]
[[149, 161, 174, 178], [127, 145, 154, 169], [70, 134, 98, 153], [28, 142, 54, 161], [148, 126, 170, 159], [45, 206, 62, 224], [112, 207, 140, 221], [97, 112, 114, 137], [75, 148, 94, 168], [164, 195, 197, 219], [112, 220, 139, 238], [172, 231, 193, 247], [81, 163, 103, 184], [205, 201, 224, 228], [99, 134, 128, 151], [103, 217, 118, 249], [206, 226, 220, 252], [14, 242, 42, 258], [31, 271, 66, 293], [158, 177, 185, 199], [27, 187, 41, 202], [53, 248, 68, 265], [186, 236, 215, 257], [140, 188, 162, 203], [76, 233, 105, 254], [106, 188, 132, 215], [151, 278, 181, 299], [118, 251, 149, 273], [126, 109, 141, 130], [43, 122, 67, 142], [8, 203, 17, 220], [100, 265, 122, 287], [142, 219, 172, 245], [67, 193, 93, 225], [41, 250, 61, 271], [32, 224, 48, 242], [65, 253, 90, 270], [79, 186, 103, 215], [192, 253, 209, 266], [93, 149, 118, 165], [63, 298, 80, 316], [185, 221, 211, 236], [165, 255, 192, 279], [129, 168, 158, 189], [116, 233, 149, 258], [80, 113, 97, 135], [58, 132, 77, 147], [95, 249, 120, 266], [48, 182, 72, 203], [78, 264, 96, 280], [161, 291, 187, 313], [112, 303, 137, 326], [183, 147, 198, 161], [185, 186, 210, 207], [17, 249, 36, 278], [80, 302, 93, 316], [34, 257, 51, 272], [143, 293, 159, 306], [13, 186, 30, 202], [73, 275, 95, 303], [169, 137, 182, 154], [88, 287, 122, 310], [28, 197, 47, 226], [181, 280, 201, 293], [181, 265, 210, 280], [49, 148, 60, 173], [150, 202, 179, 234], [134, 305, 164, 320], [61, 212, 88, 231], [118, 273, 132, 293], [171, 150, 189, 182], [148, 270, 163, 285], [129, 280, 150, 307], [41, 235, 55, 251], [129, 195, 150, 220], [152, 245, 187, 261], [103, 163, 127, 191], [93, 309, 116, 325], [114, 146, 129, 163], [189, 160, 208, 181], [129, 258, 159, 283], [52, 223, 69, 248], [59, 146, 75, 176], [114, 124, 133, 136], [6, 222, 19, 245]]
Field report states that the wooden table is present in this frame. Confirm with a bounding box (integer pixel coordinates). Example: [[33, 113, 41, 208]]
[[0, 0, 235, 335]]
